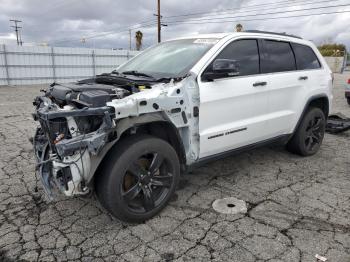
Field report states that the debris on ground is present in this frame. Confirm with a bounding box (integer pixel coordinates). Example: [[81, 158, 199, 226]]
[[315, 254, 327, 261], [326, 113, 350, 134], [212, 197, 247, 214]]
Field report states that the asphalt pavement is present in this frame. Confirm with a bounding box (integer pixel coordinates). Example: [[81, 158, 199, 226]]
[[0, 73, 349, 261]]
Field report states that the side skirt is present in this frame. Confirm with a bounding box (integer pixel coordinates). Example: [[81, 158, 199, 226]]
[[187, 134, 291, 171]]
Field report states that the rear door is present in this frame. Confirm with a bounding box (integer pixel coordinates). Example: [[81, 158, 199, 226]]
[[259, 39, 301, 136], [290, 42, 325, 116], [198, 39, 270, 158]]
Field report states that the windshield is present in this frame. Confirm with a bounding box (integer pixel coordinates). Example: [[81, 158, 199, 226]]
[[117, 38, 218, 79]]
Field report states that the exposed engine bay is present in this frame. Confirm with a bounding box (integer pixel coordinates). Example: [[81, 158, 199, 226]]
[[33, 73, 200, 199]]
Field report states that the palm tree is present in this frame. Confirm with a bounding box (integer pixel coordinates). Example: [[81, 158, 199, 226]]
[[135, 31, 143, 51], [235, 24, 243, 32]]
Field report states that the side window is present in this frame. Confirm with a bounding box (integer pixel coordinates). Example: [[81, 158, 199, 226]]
[[206, 39, 260, 77], [291, 43, 321, 70], [261, 40, 296, 73]]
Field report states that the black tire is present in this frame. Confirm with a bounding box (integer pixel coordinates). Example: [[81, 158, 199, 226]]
[[95, 135, 180, 223], [347, 98, 350, 105], [287, 107, 326, 156]]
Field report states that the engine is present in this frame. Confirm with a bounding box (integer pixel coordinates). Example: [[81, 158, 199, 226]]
[[44, 82, 130, 108], [32, 82, 124, 199]]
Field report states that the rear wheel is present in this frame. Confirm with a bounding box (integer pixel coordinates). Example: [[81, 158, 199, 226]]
[[96, 135, 180, 223], [347, 98, 350, 105], [287, 107, 326, 156]]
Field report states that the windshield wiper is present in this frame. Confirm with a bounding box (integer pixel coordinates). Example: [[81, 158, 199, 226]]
[[122, 70, 154, 78], [156, 74, 189, 83]]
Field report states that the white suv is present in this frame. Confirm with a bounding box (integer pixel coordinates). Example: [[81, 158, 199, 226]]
[[33, 31, 333, 222]]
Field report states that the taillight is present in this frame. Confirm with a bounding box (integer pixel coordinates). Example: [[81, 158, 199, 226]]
[[347, 79, 350, 84]]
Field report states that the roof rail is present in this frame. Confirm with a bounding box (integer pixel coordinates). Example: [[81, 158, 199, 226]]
[[244, 30, 302, 39]]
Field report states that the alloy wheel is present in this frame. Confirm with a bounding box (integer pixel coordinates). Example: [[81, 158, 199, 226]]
[[304, 116, 323, 152], [121, 152, 174, 213]]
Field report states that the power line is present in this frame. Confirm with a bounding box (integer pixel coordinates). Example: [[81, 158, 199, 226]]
[[163, 2, 350, 24], [81, 22, 157, 40], [164, 0, 343, 21], [51, 0, 325, 44], [60, 7, 350, 45], [74, 0, 322, 34], [52, 22, 157, 44], [52, 19, 157, 44], [51, 1, 350, 46], [165, 9, 350, 26], [164, 0, 325, 19], [74, 1, 348, 42]]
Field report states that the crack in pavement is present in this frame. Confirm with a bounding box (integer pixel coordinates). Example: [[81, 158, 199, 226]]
[[0, 77, 350, 262]]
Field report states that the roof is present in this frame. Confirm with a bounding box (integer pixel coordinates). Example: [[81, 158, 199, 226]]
[[244, 30, 302, 39], [169, 33, 230, 40], [170, 31, 303, 42]]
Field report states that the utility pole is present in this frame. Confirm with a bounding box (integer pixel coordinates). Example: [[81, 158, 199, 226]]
[[154, 0, 167, 43], [129, 29, 132, 50], [157, 0, 161, 43], [19, 31, 23, 46], [10, 19, 22, 46]]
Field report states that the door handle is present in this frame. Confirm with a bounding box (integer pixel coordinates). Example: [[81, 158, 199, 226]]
[[253, 81, 267, 87], [299, 76, 308, 80]]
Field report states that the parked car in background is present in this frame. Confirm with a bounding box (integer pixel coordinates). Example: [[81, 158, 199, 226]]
[[33, 30, 333, 222]]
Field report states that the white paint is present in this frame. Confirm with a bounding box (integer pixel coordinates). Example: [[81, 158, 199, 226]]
[[37, 32, 334, 198], [193, 33, 333, 158]]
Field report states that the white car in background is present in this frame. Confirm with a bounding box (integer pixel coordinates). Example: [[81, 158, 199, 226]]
[[33, 30, 333, 222]]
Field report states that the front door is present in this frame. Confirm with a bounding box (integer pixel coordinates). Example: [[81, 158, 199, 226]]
[[198, 39, 270, 158]]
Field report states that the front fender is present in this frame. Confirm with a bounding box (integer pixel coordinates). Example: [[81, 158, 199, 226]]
[[87, 112, 178, 184]]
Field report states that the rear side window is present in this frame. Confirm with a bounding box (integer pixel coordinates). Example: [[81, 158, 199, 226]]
[[291, 43, 321, 70], [213, 39, 260, 76], [261, 40, 296, 73]]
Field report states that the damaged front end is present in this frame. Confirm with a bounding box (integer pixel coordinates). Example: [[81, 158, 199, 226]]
[[32, 83, 117, 199], [32, 71, 200, 200]]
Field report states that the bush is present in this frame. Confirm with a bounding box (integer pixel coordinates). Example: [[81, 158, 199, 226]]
[[318, 43, 346, 57]]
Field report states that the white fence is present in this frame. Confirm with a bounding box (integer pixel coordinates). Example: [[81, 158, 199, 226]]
[[0, 44, 140, 86], [324, 56, 346, 73]]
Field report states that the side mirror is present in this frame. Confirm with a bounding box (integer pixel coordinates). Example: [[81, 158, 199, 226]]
[[213, 59, 239, 73], [202, 59, 240, 81]]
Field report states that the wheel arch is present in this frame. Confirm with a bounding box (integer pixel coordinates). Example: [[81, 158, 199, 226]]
[[308, 95, 329, 117], [118, 120, 187, 169], [293, 94, 329, 134], [91, 113, 186, 186]]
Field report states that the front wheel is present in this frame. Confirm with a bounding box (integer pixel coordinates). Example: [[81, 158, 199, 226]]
[[96, 135, 180, 223], [287, 107, 326, 156]]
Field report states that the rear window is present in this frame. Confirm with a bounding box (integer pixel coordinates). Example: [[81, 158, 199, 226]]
[[291, 43, 321, 70], [261, 40, 296, 73]]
